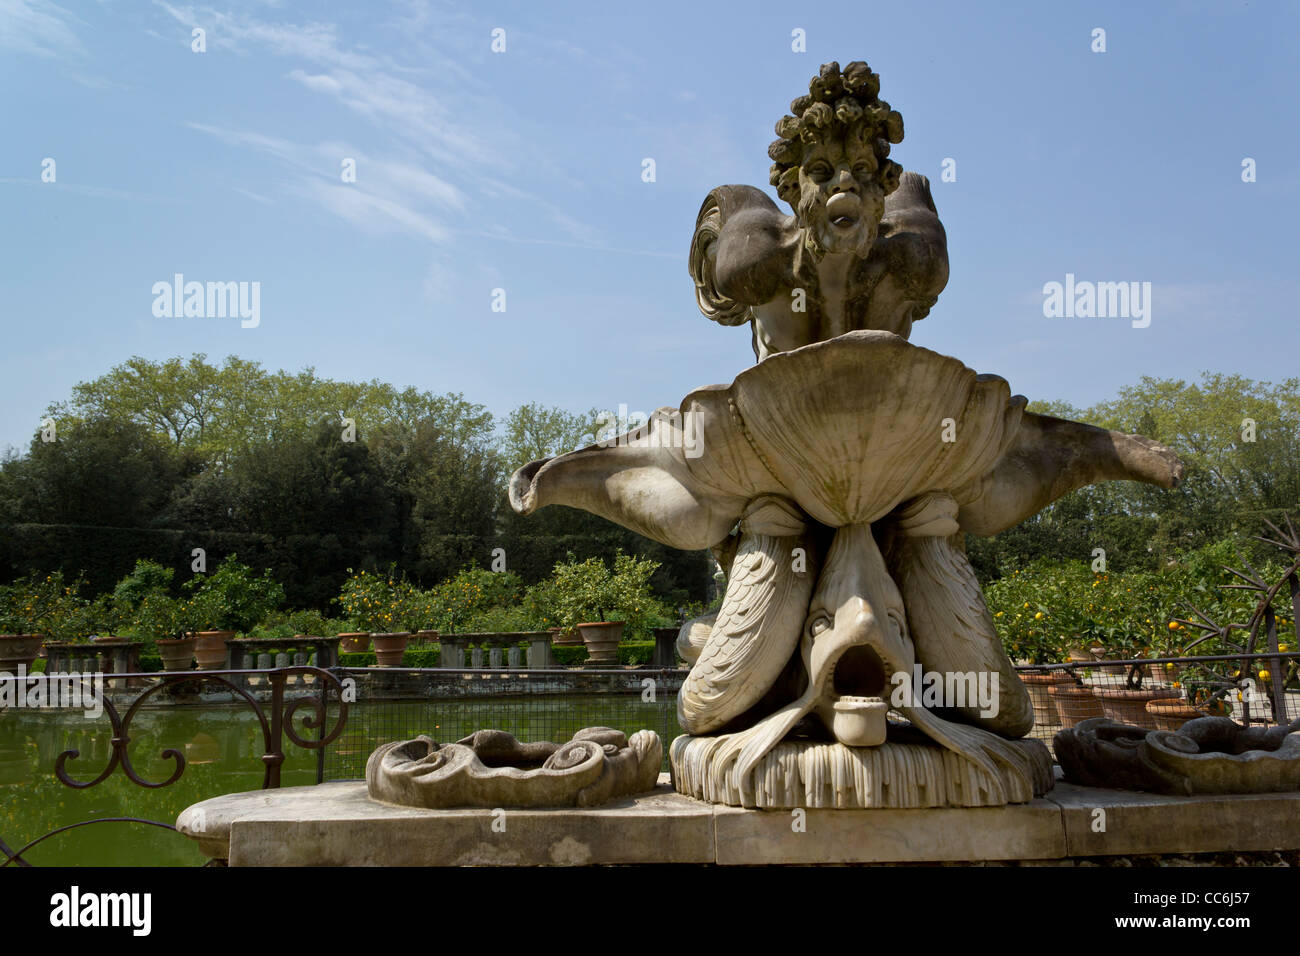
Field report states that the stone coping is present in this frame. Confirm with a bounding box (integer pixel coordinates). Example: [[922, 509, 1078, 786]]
[[176, 771, 1300, 866], [437, 632, 551, 645], [234, 636, 343, 647]]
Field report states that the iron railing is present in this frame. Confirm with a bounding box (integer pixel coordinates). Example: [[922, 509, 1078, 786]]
[[1, 665, 349, 866], [4, 654, 1298, 865]]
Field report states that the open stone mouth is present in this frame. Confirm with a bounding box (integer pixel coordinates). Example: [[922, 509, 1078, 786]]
[[817, 644, 895, 746], [826, 193, 861, 229]]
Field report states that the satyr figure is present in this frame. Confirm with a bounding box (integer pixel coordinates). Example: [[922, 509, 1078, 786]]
[[689, 60, 948, 361]]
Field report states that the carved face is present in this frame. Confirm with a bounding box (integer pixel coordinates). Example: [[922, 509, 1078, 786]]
[[796, 133, 886, 258], [802, 523, 915, 747]]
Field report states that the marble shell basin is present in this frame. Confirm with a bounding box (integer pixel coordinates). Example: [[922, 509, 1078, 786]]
[[508, 330, 1181, 549]]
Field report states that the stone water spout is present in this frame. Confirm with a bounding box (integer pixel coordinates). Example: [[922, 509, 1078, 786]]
[[509, 60, 1184, 808]]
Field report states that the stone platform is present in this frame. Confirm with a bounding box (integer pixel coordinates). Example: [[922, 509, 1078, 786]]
[[177, 772, 1300, 866]]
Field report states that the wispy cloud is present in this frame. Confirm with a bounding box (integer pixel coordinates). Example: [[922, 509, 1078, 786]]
[[232, 186, 274, 205], [0, 177, 178, 203], [154, 2, 613, 249], [0, 0, 85, 58], [187, 122, 462, 241]]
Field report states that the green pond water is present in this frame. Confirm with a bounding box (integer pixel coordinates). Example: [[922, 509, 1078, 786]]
[[1, 694, 676, 867]]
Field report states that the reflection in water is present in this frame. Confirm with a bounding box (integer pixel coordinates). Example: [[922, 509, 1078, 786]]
[[3, 695, 674, 866], [184, 733, 220, 765]]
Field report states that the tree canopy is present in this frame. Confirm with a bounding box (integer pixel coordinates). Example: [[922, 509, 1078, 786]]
[[2, 354, 709, 609], [3, 355, 1294, 604]]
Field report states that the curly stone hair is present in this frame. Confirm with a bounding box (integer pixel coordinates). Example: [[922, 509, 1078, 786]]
[[768, 60, 905, 206]]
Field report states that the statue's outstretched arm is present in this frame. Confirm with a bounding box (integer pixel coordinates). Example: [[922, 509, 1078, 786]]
[[956, 412, 1184, 537]]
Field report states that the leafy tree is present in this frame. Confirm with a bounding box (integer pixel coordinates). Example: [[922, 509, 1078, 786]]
[[49, 353, 496, 469], [973, 373, 1300, 581], [213, 418, 396, 540], [1, 418, 185, 528], [112, 559, 175, 610], [184, 554, 285, 633], [497, 403, 602, 475], [49, 354, 225, 450]]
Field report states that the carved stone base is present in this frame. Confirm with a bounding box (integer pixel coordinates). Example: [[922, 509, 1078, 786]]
[[670, 733, 1054, 808], [1054, 716, 1300, 795], [367, 727, 662, 809]]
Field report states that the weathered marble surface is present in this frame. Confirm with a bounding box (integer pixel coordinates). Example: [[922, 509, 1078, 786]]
[[175, 775, 1300, 865], [691, 60, 946, 358], [506, 60, 1184, 807], [511, 332, 1181, 799], [1055, 717, 1300, 795], [671, 733, 1054, 809], [366, 727, 662, 809]]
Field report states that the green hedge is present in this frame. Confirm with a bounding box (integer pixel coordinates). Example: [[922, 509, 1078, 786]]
[[339, 647, 440, 668], [551, 642, 655, 666], [0, 522, 396, 611]]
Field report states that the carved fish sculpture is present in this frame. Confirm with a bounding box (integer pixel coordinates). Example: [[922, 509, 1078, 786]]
[[509, 330, 1182, 794]]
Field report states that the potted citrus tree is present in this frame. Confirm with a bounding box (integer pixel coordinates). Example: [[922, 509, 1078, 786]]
[[550, 553, 660, 665], [134, 593, 196, 672], [1090, 626, 1180, 728], [0, 573, 62, 673], [335, 567, 415, 666], [1014, 627, 1073, 728], [550, 556, 621, 664], [42, 589, 135, 673], [185, 556, 285, 671]]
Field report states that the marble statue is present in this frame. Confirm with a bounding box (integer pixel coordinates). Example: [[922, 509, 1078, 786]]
[[691, 60, 947, 360], [1055, 717, 1300, 796], [509, 61, 1184, 808], [367, 727, 663, 808]]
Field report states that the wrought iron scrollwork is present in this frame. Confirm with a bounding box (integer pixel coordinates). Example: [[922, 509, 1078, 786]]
[[53, 666, 350, 792]]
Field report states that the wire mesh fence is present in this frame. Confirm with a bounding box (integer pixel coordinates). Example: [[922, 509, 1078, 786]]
[[321, 667, 686, 779], [1015, 652, 1300, 750]]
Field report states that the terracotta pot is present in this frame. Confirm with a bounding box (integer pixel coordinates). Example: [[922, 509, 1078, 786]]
[[0, 634, 44, 673], [550, 627, 582, 647], [1143, 660, 1176, 684], [1145, 697, 1204, 732], [371, 632, 411, 667], [1019, 670, 1074, 727], [194, 630, 236, 671], [1048, 683, 1105, 728], [413, 629, 438, 646], [338, 632, 371, 654], [156, 635, 197, 672], [576, 621, 624, 665], [1066, 647, 1093, 665], [1092, 686, 1182, 730]]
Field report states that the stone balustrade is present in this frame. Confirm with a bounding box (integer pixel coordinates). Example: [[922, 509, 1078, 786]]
[[227, 635, 342, 671], [43, 640, 146, 686], [438, 632, 553, 669]]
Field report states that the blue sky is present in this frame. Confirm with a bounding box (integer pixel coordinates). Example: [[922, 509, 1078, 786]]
[[2, 0, 1297, 454]]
